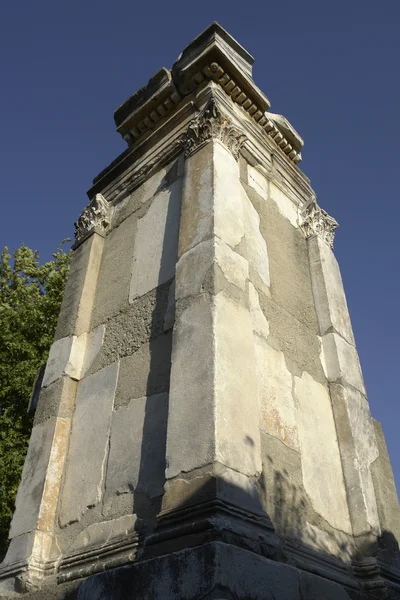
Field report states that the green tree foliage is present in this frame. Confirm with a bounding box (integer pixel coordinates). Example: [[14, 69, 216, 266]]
[[0, 242, 72, 559]]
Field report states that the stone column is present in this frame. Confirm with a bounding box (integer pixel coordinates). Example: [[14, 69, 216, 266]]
[[152, 97, 274, 554], [303, 202, 380, 541], [1, 197, 109, 591]]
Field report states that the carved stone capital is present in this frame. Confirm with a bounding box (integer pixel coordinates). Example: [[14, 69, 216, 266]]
[[180, 98, 247, 160], [300, 200, 338, 249], [74, 194, 110, 243]]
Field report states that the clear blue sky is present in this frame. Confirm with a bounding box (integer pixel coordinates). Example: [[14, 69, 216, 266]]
[[1, 1, 399, 493]]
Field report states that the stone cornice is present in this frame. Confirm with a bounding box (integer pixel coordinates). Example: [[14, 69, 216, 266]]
[[300, 199, 339, 249], [113, 23, 303, 166], [180, 96, 247, 160]]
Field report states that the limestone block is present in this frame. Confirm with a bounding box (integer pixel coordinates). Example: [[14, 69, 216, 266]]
[[330, 383, 380, 534], [33, 375, 77, 426], [254, 337, 299, 451], [321, 332, 366, 394], [69, 515, 137, 552], [129, 181, 181, 301], [91, 213, 137, 327], [42, 326, 105, 388], [166, 295, 215, 478], [300, 522, 352, 560], [55, 233, 104, 340], [175, 237, 248, 300], [167, 293, 261, 479], [213, 142, 245, 249], [247, 164, 268, 198], [59, 362, 119, 526], [163, 465, 263, 514], [2, 529, 57, 567], [249, 282, 269, 339], [42, 336, 85, 387], [81, 325, 106, 376], [308, 235, 355, 345], [371, 419, 400, 541], [269, 181, 299, 228], [10, 417, 69, 538], [114, 333, 172, 408], [178, 141, 244, 258], [241, 186, 270, 288], [214, 293, 261, 476], [294, 371, 351, 533], [104, 393, 168, 503]]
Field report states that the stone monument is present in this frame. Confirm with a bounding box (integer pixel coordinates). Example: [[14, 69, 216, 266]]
[[1, 22, 399, 599]]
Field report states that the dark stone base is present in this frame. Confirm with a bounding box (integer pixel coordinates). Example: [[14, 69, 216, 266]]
[[59, 542, 353, 600]]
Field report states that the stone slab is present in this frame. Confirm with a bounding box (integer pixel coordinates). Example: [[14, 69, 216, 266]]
[[129, 181, 181, 301], [73, 541, 301, 600], [59, 362, 119, 526], [68, 515, 137, 552], [104, 393, 168, 503], [309, 235, 355, 345], [294, 371, 351, 533], [321, 332, 366, 394], [55, 233, 104, 340], [254, 336, 299, 451], [10, 418, 61, 538], [241, 185, 270, 288]]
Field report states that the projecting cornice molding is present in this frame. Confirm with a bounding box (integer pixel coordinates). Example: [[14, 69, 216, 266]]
[[180, 97, 247, 160], [74, 193, 110, 243], [300, 199, 339, 249], [113, 23, 303, 165]]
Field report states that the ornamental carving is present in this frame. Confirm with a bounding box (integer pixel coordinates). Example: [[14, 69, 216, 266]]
[[300, 200, 338, 249], [74, 194, 110, 242], [180, 98, 247, 160]]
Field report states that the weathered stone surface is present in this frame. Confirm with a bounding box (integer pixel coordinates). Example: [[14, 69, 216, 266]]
[[167, 292, 260, 479], [104, 393, 168, 503], [321, 332, 366, 394], [269, 181, 299, 228], [308, 235, 355, 345], [176, 237, 248, 300], [88, 281, 172, 373], [249, 282, 270, 339], [42, 336, 85, 387], [261, 295, 325, 383], [166, 294, 216, 478], [241, 186, 270, 288], [299, 571, 351, 599], [90, 213, 137, 328], [244, 181, 318, 332], [129, 181, 181, 301], [178, 141, 244, 258], [68, 515, 136, 552], [34, 376, 77, 426], [254, 337, 299, 451], [10, 417, 69, 538], [55, 233, 104, 340], [330, 383, 379, 535], [59, 362, 119, 526], [73, 542, 301, 600], [80, 325, 105, 376], [371, 419, 400, 543], [114, 332, 172, 409], [294, 371, 351, 533]]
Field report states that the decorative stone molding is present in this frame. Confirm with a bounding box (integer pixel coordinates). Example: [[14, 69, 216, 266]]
[[200, 63, 302, 163], [180, 97, 247, 160], [74, 194, 110, 242], [300, 200, 338, 249]]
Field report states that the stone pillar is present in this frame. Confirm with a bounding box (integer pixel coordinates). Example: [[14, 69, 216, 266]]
[[303, 203, 380, 540], [154, 97, 274, 554], [0, 199, 108, 592]]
